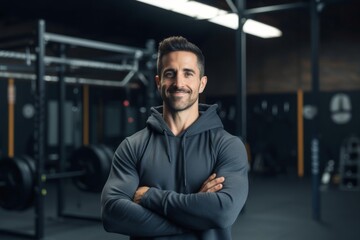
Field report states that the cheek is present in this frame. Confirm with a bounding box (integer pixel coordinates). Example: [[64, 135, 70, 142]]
[[157, 81, 165, 91], [159, 84, 167, 95], [160, 81, 171, 90]]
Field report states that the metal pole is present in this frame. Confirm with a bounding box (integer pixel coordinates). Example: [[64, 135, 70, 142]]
[[0, 50, 135, 71], [145, 39, 157, 111], [57, 43, 66, 218], [0, 71, 142, 88], [44, 33, 147, 55], [34, 19, 46, 239], [45, 170, 86, 180], [310, 0, 322, 221], [235, 0, 247, 141]]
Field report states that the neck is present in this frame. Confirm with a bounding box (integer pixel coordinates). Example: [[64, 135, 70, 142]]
[[163, 105, 199, 136]]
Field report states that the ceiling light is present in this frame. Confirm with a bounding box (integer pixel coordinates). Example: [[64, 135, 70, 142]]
[[136, 0, 188, 10], [136, 0, 282, 38], [243, 19, 282, 38], [137, 0, 226, 20], [209, 14, 282, 38], [208, 13, 239, 30], [175, 1, 227, 19]]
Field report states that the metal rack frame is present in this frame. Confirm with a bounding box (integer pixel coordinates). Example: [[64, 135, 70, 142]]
[[0, 19, 156, 239]]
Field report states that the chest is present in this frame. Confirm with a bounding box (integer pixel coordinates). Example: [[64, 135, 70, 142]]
[[137, 134, 216, 192]]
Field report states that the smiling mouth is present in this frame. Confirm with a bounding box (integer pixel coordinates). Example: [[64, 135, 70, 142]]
[[171, 90, 187, 94], [168, 88, 190, 94], [169, 91, 189, 98]]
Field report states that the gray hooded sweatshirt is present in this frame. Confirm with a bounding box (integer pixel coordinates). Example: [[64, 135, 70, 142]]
[[101, 104, 249, 240]]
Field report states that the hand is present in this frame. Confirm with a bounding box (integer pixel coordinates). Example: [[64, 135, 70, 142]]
[[133, 186, 150, 204], [198, 173, 225, 193]]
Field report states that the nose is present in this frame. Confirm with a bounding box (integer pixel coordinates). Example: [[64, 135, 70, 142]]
[[173, 73, 185, 87]]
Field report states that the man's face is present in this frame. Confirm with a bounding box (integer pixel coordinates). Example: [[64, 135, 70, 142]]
[[156, 51, 207, 112]]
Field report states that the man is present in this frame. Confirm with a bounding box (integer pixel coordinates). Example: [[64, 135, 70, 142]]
[[101, 36, 248, 240]]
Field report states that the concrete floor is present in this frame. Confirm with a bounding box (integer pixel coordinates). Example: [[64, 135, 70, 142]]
[[0, 174, 359, 240]]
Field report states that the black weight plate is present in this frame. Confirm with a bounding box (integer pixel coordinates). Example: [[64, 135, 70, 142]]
[[92, 145, 112, 190], [96, 144, 113, 188], [70, 145, 110, 192], [0, 157, 34, 211], [97, 144, 113, 170], [19, 155, 36, 210]]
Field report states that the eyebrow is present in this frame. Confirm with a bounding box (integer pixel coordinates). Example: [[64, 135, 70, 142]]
[[183, 68, 196, 74], [163, 68, 196, 74]]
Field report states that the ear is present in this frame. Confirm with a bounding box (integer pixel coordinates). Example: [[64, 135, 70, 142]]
[[155, 75, 161, 91], [199, 76, 207, 93]]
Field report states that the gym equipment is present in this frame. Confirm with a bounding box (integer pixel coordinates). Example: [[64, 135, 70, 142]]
[[0, 19, 156, 240], [339, 136, 360, 190], [0, 144, 113, 211], [69, 144, 112, 192], [0, 155, 35, 211]]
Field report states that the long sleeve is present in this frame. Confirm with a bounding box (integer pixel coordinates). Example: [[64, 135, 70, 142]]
[[101, 138, 187, 237], [139, 135, 249, 230]]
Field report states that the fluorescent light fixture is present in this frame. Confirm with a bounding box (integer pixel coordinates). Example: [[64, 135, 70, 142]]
[[176, 1, 227, 20], [243, 19, 282, 38], [136, 0, 187, 10], [208, 13, 239, 30], [137, 0, 226, 19], [136, 0, 282, 38], [210, 15, 282, 38]]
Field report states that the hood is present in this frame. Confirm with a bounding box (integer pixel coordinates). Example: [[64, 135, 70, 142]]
[[146, 104, 223, 136]]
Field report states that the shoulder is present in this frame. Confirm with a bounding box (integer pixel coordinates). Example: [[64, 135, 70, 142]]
[[210, 128, 246, 154], [115, 127, 151, 159], [126, 127, 151, 144], [211, 128, 244, 144]]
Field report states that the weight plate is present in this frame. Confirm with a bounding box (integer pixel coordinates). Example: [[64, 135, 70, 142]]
[[97, 144, 113, 170], [0, 156, 34, 211], [19, 155, 36, 210], [70, 145, 111, 192], [93, 145, 112, 190]]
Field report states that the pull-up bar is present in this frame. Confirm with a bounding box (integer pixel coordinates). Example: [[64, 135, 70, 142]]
[[0, 50, 137, 72], [44, 33, 147, 56], [0, 71, 143, 88]]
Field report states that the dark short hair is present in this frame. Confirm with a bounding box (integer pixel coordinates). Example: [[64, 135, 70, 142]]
[[157, 36, 205, 77]]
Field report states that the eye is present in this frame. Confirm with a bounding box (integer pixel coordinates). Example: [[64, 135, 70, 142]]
[[163, 70, 175, 78], [184, 71, 194, 77]]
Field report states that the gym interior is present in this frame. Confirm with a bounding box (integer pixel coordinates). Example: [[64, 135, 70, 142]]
[[1, 0, 359, 239]]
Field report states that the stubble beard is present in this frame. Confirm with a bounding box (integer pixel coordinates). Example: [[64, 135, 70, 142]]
[[163, 88, 198, 112]]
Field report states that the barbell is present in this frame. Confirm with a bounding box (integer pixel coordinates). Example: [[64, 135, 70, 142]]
[[0, 144, 113, 211]]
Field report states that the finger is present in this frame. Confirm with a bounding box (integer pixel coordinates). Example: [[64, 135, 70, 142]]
[[200, 176, 225, 192], [199, 174, 216, 192], [206, 183, 223, 193], [201, 173, 216, 187], [205, 177, 225, 190], [133, 186, 149, 203]]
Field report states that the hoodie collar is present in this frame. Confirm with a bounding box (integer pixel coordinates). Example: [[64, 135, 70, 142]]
[[146, 104, 223, 136]]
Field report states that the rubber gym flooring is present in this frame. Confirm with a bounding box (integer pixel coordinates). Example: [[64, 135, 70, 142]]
[[0, 174, 359, 240]]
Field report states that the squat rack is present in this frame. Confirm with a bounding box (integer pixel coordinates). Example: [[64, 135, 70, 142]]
[[0, 19, 157, 239]]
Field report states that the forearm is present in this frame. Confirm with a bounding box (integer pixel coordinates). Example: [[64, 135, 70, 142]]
[[102, 196, 187, 237], [101, 140, 188, 237]]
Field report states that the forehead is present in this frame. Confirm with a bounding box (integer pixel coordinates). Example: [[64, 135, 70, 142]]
[[161, 51, 198, 68]]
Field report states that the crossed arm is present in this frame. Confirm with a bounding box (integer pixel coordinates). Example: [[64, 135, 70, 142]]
[[134, 173, 225, 204], [102, 169, 229, 237], [101, 135, 248, 237]]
